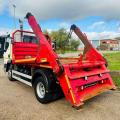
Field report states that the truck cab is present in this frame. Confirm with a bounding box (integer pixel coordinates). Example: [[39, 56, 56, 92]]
[[3, 31, 37, 71], [3, 35, 12, 67]]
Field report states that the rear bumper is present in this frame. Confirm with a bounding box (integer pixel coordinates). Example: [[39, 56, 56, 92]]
[[58, 71, 116, 108], [77, 83, 115, 102], [72, 83, 115, 109]]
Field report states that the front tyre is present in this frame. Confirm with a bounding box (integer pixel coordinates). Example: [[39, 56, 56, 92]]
[[7, 64, 15, 81]]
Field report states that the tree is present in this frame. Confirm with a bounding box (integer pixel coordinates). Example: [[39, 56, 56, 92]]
[[49, 28, 80, 51], [69, 39, 80, 50]]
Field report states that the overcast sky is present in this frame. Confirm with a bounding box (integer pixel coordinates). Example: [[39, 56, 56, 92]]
[[0, 0, 120, 39]]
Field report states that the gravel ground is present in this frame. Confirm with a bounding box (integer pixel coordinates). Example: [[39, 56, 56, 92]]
[[0, 60, 120, 120]]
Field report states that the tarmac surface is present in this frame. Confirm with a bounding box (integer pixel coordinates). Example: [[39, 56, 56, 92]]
[[0, 59, 120, 120]]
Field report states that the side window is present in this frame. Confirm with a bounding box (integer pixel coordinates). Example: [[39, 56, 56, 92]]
[[23, 35, 38, 44], [4, 37, 11, 52], [13, 31, 37, 44]]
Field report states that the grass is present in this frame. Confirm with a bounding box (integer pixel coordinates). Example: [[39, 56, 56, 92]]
[[103, 52, 120, 87], [112, 76, 120, 88], [56, 50, 78, 54], [103, 52, 120, 71]]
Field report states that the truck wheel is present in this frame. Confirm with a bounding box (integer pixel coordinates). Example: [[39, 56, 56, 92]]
[[33, 76, 52, 103], [33, 69, 63, 103], [7, 64, 15, 81]]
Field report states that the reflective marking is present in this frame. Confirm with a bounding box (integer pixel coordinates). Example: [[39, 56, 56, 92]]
[[40, 65, 52, 68], [15, 58, 36, 63], [12, 70, 32, 79], [41, 58, 47, 62], [85, 76, 88, 81], [65, 75, 76, 104]]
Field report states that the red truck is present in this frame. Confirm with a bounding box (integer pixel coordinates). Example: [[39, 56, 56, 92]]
[[4, 13, 116, 108]]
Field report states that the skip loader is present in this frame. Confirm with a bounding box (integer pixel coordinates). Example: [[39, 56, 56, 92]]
[[4, 13, 116, 108]]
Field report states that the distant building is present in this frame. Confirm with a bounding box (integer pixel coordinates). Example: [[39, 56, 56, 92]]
[[100, 39, 119, 50], [78, 39, 120, 51]]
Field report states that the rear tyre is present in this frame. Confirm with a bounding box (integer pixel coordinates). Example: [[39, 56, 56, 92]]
[[34, 76, 52, 103], [33, 69, 63, 104]]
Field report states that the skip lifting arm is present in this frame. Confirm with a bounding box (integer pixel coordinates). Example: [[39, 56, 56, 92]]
[[70, 24, 106, 62], [26, 13, 63, 75]]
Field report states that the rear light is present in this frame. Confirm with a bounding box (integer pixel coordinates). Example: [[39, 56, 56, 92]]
[[81, 86, 84, 90], [101, 80, 104, 84], [84, 76, 88, 81]]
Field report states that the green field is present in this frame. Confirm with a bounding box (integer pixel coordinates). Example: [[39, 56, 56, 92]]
[[103, 52, 120, 71], [112, 76, 120, 88], [103, 52, 120, 87]]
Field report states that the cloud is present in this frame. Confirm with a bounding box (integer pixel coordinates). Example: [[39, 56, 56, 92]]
[[0, 26, 120, 41], [117, 22, 120, 32], [4, 0, 120, 20], [118, 27, 120, 32], [88, 21, 106, 31], [59, 22, 70, 29], [46, 22, 120, 40], [70, 29, 120, 40], [86, 31, 120, 40], [0, 0, 6, 13], [0, 27, 14, 35]]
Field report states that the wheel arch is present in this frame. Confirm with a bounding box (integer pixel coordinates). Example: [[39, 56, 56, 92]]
[[32, 69, 49, 87]]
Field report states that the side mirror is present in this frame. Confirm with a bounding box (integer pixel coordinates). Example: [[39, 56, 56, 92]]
[[5, 42, 9, 50], [4, 49, 7, 52]]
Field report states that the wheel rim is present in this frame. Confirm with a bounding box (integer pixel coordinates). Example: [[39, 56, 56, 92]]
[[36, 82, 45, 98]]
